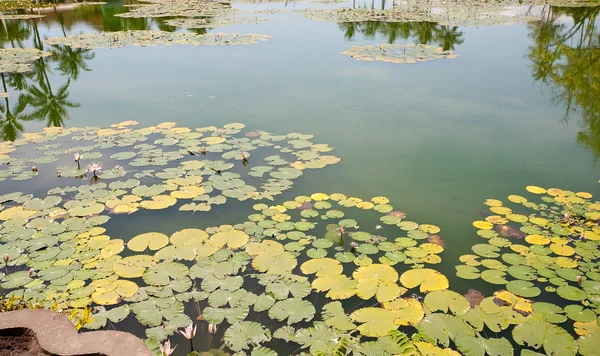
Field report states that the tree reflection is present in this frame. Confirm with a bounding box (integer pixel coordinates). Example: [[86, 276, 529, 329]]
[[527, 6, 600, 156], [26, 18, 80, 128], [0, 74, 33, 141], [338, 21, 464, 50]]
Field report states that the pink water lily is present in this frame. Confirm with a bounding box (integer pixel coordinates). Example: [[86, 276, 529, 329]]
[[88, 163, 102, 174], [241, 151, 249, 160], [74, 153, 82, 161], [375, 225, 382, 230], [200, 146, 207, 154], [350, 241, 358, 248], [160, 340, 176, 356], [179, 324, 197, 340]]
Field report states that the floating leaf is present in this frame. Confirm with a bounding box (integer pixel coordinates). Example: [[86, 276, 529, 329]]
[[424, 290, 470, 316], [400, 268, 449, 293], [418, 313, 474, 347], [269, 298, 316, 325], [513, 320, 577, 356], [350, 307, 398, 337], [127, 232, 169, 252]]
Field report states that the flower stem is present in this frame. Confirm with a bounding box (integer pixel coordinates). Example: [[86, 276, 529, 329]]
[[189, 339, 194, 352]]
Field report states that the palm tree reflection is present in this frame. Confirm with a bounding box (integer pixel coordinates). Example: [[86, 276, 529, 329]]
[[338, 21, 464, 50], [0, 74, 32, 141]]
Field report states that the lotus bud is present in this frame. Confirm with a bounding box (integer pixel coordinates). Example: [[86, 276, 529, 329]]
[[375, 225, 382, 230], [31, 166, 38, 172], [208, 323, 218, 334], [577, 275, 583, 286], [339, 226, 345, 235], [350, 241, 358, 249], [73, 153, 82, 162], [580, 231, 585, 240], [241, 151, 249, 160], [3, 254, 8, 265], [200, 146, 207, 155], [28, 268, 35, 277]]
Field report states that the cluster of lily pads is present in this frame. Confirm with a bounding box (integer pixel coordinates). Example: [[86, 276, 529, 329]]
[[44, 31, 271, 49], [0, 121, 340, 209], [165, 16, 271, 29], [0, 14, 45, 20], [0, 122, 597, 355], [4, 181, 600, 355], [0, 48, 52, 74], [300, 7, 538, 27], [457, 185, 600, 341], [117, 0, 236, 19], [340, 44, 458, 64]]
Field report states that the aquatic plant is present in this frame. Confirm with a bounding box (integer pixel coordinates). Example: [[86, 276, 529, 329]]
[[116, 0, 236, 19], [456, 185, 600, 341], [0, 48, 52, 73], [165, 16, 271, 29], [301, 7, 539, 27], [0, 14, 46, 20], [340, 43, 458, 64], [44, 31, 271, 49]]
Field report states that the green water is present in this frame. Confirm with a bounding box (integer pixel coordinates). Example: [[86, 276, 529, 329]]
[[1, 0, 600, 353]]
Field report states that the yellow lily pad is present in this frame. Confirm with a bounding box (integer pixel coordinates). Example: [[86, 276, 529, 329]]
[[127, 232, 169, 252], [473, 221, 493, 230], [400, 268, 449, 293], [140, 195, 177, 210], [210, 230, 249, 250], [526, 186, 547, 194]]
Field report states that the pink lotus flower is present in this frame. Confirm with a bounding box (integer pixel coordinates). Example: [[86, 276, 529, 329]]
[[350, 241, 358, 248], [338, 226, 345, 235], [200, 146, 207, 154], [88, 163, 101, 174], [160, 340, 176, 356], [241, 151, 249, 159], [3, 254, 8, 264], [179, 324, 197, 340], [28, 268, 35, 277], [74, 153, 82, 161]]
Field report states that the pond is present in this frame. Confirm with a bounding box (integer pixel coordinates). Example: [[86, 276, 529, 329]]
[[0, 0, 600, 355]]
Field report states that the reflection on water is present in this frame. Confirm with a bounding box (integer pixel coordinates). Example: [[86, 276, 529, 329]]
[[340, 21, 464, 49], [0, 2, 598, 153], [528, 6, 600, 156], [0, 0, 218, 138]]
